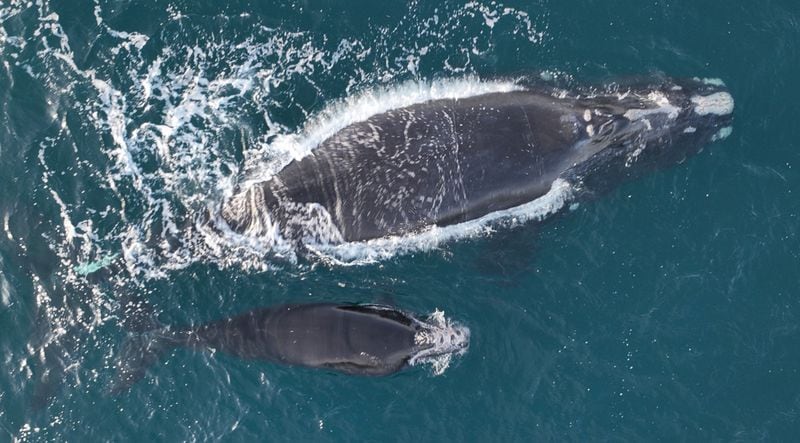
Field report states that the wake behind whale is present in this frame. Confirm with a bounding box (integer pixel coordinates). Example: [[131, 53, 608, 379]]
[[212, 76, 733, 264]]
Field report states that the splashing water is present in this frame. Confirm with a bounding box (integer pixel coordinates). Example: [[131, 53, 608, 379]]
[[410, 309, 471, 376], [6, 0, 549, 278], [0, 1, 549, 437]]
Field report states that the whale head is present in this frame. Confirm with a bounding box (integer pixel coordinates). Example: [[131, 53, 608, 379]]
[[408, 309, 470, 375], [569, 77, 734, 188]]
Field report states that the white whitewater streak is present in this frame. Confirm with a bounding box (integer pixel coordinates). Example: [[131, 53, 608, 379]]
[[37, 138, 76, 244], [307, 179, 574, 265], [0, 264, 10, 307]]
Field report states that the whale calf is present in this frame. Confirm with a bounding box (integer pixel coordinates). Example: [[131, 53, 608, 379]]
[[113, 303, 469, 391], [220, 77, 734, 244]]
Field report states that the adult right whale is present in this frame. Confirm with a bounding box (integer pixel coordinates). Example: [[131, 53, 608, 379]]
[[220, 77, 734, 245]]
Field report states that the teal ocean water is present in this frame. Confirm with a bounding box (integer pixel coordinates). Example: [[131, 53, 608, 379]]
[[1, 0, 799, 440]]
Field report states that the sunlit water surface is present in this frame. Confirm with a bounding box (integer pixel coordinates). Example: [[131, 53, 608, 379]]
[[1, 0, 798, 440]]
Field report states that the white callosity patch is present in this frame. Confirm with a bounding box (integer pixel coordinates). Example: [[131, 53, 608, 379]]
[[619, 90, 682, 167], [712, 126, 733, 141], [623, 91, 681, 121], [696, 77, 727, 87], [691, 92, 735, 116]]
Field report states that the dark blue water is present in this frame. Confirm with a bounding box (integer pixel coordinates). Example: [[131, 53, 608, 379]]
[[1, 0, 799, 440]]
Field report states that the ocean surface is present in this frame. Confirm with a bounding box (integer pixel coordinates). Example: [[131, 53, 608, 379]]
[[1, 0, 799, 440]]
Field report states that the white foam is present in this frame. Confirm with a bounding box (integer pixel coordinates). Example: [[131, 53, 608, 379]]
[[0, 266, 10, 307], [409, 309, 469, 375], [691, 92, 734, 116], [464, 2, 544, 43]]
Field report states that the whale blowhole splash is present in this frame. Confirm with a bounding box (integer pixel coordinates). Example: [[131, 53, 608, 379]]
[[410, 309, 471, 376]]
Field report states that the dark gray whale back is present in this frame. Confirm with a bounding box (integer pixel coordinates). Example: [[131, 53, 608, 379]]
[[112, 303, 469, 391], [188, 303, 418, 374], [225, 91, 591, 241]]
